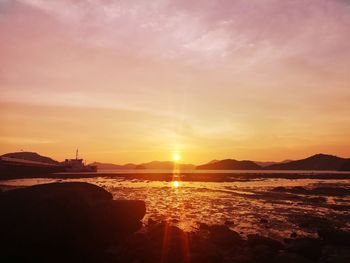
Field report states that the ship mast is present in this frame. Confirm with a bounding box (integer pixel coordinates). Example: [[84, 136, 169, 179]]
[[76, 148, 79, 160]]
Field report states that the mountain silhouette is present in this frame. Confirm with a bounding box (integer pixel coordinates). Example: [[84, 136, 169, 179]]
[[265, 154, 349, 171], [196, 159, 262, 170], [90, 161, 194, 170], [1, 152, 59, 165], [89, 162, 143, 170], [137, 161, 195, 170], [254, 160, 293, 167]]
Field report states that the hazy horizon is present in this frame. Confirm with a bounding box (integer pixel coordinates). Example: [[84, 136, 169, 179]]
[[1, 0, 350, 164]]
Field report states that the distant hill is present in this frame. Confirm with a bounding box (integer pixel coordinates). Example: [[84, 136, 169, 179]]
[[207, 160, 220, 164], [196, 159, 262, 170], [265, 154, 349, 171], [254, 160, 293, 167], [138, 161, 195, 170], [90, 161, 194, 170], [1, 152, 59, 165], [89, 162, 143, 170]]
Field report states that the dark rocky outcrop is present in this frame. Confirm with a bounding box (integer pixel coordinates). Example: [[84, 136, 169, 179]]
[[318, 227, 350, 246], [0, 182, 145, 262], [207, 225, 243, 248], [285, 237, 323, 260], [247, 234, 284, 252]]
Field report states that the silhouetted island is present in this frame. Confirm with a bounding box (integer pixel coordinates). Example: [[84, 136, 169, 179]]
[[196, 159, 262, 170], [265, 154, 350, 171]]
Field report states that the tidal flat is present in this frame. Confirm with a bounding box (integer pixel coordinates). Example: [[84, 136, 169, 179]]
[[1, 173, 350, 262]]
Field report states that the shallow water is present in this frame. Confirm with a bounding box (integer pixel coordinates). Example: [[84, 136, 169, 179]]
[[1, 176, 350, 239]]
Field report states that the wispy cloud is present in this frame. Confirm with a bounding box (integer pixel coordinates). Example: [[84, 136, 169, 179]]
[[14, 0, 350, 67], [1, 0, 350, 162]]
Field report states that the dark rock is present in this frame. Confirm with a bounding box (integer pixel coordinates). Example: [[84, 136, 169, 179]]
[[272, 186, 308, 194], [286, 237, 323, 260], [290, 186, 308, 194], [306, 196, 327, 203], [260, 218, 269, 224], [145, 222, 192, 263], [311, 186, 350, 196], [148, 218, 157, 226], [273, 252, 313, 263], [328, 204, 350, 211], [271, 186, 286, 192], [252, 245, 280, 262], [191, 251, 223, 263], [247, 234, 284, 252], [116, 232, 152, 262], [318, 227, 350, 246], [290, 232, 298, 238], [291, 214, 334, 230], [321, 245, 350, 263], [208, 225, 243, 249], [199, 222, 210, 230], [283, 238, 293, 244], [1, 181, 113, 202], [225, 220, 234, 226], [0, 182, 145, 262], [189, 233, 223, 263]]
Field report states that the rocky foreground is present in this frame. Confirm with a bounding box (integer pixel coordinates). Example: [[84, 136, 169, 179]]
[[0, 183, 350, 263]]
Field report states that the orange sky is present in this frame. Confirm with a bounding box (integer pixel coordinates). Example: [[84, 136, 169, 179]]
[[1, 0, 350, 164]]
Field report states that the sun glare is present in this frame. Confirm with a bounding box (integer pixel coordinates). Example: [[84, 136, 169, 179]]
[[172, 153, 181, 162]]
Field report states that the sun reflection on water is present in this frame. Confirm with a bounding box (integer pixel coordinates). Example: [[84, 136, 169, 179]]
[[172, 180, 180, 188]]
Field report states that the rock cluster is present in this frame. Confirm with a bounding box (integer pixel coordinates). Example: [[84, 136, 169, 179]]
[[0, 182, 145, 262], [113, 221, 350, 263]]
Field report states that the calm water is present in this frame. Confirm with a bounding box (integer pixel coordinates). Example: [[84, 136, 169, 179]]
[[1, 174, 350, 239]]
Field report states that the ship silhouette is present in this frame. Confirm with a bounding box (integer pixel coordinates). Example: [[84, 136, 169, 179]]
[[63, 149, 97, 172]]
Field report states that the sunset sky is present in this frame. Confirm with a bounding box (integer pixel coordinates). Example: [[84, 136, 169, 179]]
[[1, 0, 350, 164]]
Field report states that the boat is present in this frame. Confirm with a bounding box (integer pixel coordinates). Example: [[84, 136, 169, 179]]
[[62, 149, 97, 172]]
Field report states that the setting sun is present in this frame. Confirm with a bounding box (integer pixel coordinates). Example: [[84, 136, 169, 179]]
[[172, 153, 181, 162]]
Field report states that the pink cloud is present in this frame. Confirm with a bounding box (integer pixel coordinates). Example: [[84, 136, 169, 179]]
[[9, 0, 349, 66]]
